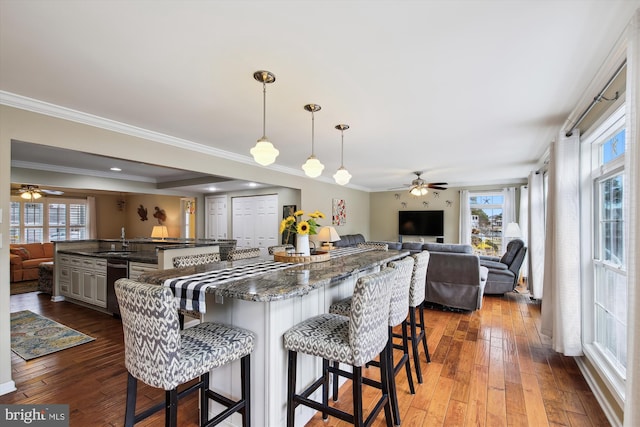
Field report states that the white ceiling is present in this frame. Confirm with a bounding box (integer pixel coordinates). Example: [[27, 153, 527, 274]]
[[1, 1, 639, 192]]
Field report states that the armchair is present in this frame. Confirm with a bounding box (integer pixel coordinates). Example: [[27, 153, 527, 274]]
[[479, 238, 527, 294]]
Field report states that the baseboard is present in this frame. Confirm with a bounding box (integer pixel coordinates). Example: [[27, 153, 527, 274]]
[[574, 356, 623, 427], [51, 295, 65, 302], [0, 380, 16, 397]]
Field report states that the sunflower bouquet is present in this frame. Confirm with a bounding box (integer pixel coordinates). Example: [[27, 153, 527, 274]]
[[279, 209, 325, 243]]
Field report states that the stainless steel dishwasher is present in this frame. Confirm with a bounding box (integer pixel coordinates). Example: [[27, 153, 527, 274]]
[[106, 258, 128, 317]]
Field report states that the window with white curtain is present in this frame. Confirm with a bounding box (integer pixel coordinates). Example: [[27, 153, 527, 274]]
[[10, 198, 88, 243], [582, 105, 627, 401], [468, 192, 504, 256]]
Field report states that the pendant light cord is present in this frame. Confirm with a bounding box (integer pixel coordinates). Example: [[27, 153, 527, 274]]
[[262, 82, 267, 138], [340, 130, 345, 167], [311, 110, 315, 155]]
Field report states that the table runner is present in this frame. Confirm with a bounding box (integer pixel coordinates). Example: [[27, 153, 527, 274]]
[[164, 260, 299, 313], [328, 247, 373, 258]]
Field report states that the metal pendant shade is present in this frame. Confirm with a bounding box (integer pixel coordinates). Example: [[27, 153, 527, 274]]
[[250, 70, 279, 166], [333, 124, 352, 185], [301, 104, 324, 178]]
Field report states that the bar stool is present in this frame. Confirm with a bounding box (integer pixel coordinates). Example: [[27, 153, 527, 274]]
[[356, 242, 389, 251], [284, 267, 396, 427], [115, 279, 255, 427], [226, 248, 261, 261], [403, 251, 431, 383], [173, 252, 221, 268], [329, 257, 415, 426]]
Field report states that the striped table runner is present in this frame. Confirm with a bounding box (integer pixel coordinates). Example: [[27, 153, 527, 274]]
[[164, 260, 299, 313], [328, 247, 373, 258]]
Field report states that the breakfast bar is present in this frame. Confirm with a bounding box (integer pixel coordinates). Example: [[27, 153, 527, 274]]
[[137, 248, 409, 427]]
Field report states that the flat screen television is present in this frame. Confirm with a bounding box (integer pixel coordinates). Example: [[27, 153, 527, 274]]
[[398, 210, 444, 237]]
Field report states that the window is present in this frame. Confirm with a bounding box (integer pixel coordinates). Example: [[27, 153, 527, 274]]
[[468, 193, 504, 256], [582, 105, 627, 402], [10, 198, 88, 243]]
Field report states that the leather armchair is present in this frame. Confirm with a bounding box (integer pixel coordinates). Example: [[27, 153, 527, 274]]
[[479, 239, 527, 294]]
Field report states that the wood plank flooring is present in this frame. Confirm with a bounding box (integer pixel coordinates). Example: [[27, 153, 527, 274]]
[[2, 286, 609, 426]]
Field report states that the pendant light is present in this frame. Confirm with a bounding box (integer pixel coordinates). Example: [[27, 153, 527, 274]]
[[333, 124, 352, 185], [250, 70, 279, 166], [301, 104, 325, 178]]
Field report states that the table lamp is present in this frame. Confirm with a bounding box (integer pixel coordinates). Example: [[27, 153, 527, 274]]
[[317, 226, 340, 249], [151, 225, 169, 241]]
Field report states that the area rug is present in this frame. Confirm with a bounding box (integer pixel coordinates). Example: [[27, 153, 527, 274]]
[[10, 310, 95, 361], [10, 280, 39, 295]]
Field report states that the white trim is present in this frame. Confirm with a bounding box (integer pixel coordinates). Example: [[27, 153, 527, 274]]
[[0, 380, 16, 396], [575, 355, 623, 427], [12, 160, 157, 183], [51, 295, 65, 302]]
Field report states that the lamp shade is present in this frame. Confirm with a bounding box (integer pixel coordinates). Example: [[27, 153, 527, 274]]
[[302, 156, 324, 178], [504, 222, 522, 238], [317, 226, 340, 243], [250, 137, 279, 166], [151, 225, 169, 240], [333, 167, 352, 186]]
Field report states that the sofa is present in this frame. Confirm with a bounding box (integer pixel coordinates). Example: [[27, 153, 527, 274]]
[[422, 243, 488, 311], [9, 242, 54, 282], [333, 234, 366, 248]]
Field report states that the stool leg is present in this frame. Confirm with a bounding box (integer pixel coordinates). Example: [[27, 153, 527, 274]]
[[409, 306, 424, 383], [352, 366, 363, 427], [166, 389, 178, 427], [387, 327, 400, 426], [332, 361, 340, 401], [241, 354, 251, 427], [201, 372, 209, 426], [401, 320, 415, 394], [419, 303, 431, 363], [286, 350, 297, 427], [322, 359, 329, 421], [124, 373, 137, 427], [378, 346, 394, 427]]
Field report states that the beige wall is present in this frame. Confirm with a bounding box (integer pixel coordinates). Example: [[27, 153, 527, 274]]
[[370, 183, 526, 244], [0, 104, 371, 391]]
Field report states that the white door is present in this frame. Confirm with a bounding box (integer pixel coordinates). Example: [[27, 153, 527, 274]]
[[206, 195, 228, 239], [232, 195, 278, 251]]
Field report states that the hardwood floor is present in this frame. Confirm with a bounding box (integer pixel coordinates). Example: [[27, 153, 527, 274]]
[[2, 287, 610, 426]]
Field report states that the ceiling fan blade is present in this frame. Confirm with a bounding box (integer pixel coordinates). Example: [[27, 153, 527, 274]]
[[428, 185, 448, 190], [428, 182, 448, 186], [41, 189, 64, 195]]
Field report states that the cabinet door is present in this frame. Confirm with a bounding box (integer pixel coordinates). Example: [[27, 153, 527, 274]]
[[82, 270, 95, 302], [95, 273, 107, 308], [70, 269, 82, 299]]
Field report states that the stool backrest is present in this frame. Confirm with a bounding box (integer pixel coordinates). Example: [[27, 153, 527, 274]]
[[268, 245, 294, 255], [226, 247, 261, 261], [349, 267, 396, 366], [172, 252, 221, 268], [387, 257, 415, 326], [357, 242, 389, 251], [115, 279, 182, 390], [410, 251, 430, 308]]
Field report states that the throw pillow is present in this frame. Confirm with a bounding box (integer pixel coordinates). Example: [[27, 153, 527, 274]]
[[10, 247, 31, 260]]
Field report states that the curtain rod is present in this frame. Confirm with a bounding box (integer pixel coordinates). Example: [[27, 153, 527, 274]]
[[565, 59, 626, 137]]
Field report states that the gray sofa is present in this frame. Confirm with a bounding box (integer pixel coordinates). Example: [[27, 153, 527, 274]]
[[422, 243, 487, 311], [333, 234, 366, 248], [372, 241, 487, 311]]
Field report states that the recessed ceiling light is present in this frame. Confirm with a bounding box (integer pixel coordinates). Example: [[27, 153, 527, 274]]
[[207, 186, 217, 191], [248, 182, 258, 187], [110, 167, 122, 171]]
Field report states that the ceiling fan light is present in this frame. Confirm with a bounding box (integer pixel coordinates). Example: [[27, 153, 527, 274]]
[[333, 167, 352, 185], [20, 192, 31, 199], [302, 156, 324, 178], [250, 137, 279, 166]]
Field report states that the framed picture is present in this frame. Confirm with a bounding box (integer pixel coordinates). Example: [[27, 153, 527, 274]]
[[332, 199, 346, 226], [282, 205, 297, 244]]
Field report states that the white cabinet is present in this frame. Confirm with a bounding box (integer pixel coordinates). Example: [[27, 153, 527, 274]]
[[58, 255, 107, 308], [231, 195, 278, 252]]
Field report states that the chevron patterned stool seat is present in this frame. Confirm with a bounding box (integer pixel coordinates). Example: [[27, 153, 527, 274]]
[[226, 248, 261, 261], [328, 257, 416, 425], [173, 252, 221, 268], [284, 267, 396, 427], [115, 279, 255, 427], [356, 242, 389, 251]]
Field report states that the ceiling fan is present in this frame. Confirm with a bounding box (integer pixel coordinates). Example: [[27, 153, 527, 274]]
[[17, 184, 64, 200], [392, 172, 448, 196]]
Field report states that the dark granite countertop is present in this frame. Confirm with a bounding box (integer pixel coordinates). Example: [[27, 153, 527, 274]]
[[57, 249, 159, 264], [136, 250, 410, 302]]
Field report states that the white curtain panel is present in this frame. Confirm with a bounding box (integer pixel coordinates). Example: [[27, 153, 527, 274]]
[[459, 189, 471, 244], [502, 187, 517, 253], [519, 185, 529, 280], [528, 172, 545, 300], [624, 9, 639, 427], [541, 132, 582, 356]]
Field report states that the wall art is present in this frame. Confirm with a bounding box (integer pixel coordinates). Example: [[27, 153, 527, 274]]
[[332, 198, 346, 226]]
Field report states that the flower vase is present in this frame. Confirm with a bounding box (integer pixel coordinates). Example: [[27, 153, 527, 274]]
[[296, 234, 311, 256]]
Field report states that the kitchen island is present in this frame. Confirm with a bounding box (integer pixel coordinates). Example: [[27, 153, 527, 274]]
[[137, 248, 409, 427]]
